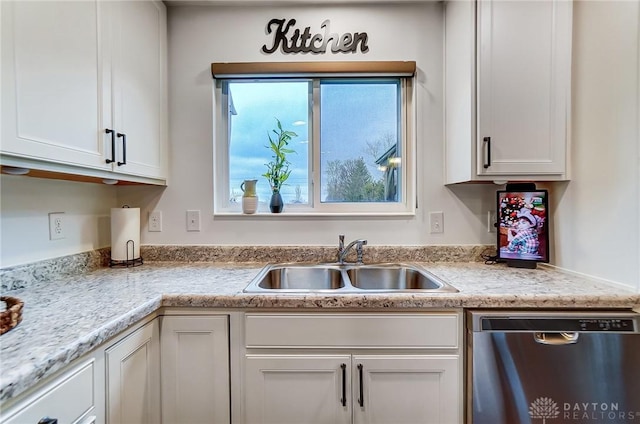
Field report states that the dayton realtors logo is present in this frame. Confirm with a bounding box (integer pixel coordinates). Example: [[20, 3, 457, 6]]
[[529, 397, 640, 422]]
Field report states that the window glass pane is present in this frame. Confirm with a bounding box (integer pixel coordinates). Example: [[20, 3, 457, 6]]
[[226, 81, 310, 206], [319, 80, 400, 203]]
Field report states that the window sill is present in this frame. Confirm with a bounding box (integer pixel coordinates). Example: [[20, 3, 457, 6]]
[[213, 211, 416, 218]]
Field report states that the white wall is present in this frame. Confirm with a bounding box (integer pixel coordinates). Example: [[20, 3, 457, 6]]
[[553, 0, 640, 291], [3, 0, 637, 295], [0, 175, 116, 267], [119, 2, 497, 248]]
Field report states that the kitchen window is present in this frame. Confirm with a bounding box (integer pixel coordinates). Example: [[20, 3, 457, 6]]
[[212, 62, 416, 215]]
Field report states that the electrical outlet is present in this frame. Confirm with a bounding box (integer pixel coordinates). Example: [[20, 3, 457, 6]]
[[429, 211, 444, 234], [487, 211, 497, 233], [186, 210, 200, 232], [149, 211, 162, 232], [48, 212, 65, 240]]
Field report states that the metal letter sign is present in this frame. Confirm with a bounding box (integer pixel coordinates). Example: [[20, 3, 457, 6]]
[[262, 19, 369, 54]]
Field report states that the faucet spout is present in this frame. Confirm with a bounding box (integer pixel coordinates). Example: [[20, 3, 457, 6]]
[[337, 236, 368, 264]]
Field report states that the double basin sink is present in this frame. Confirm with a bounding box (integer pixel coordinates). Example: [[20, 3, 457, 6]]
[[243, 263, 459, 294]]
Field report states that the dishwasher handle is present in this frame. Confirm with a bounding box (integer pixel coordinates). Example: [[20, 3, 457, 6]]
[[534, 332, 579, 345]]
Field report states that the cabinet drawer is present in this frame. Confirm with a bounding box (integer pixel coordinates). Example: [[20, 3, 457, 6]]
[[245, 313, 459, 349], [3, 360, 94, 424]]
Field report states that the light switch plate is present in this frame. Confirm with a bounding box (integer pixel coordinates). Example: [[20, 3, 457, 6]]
[[186, 210, 200, 232], [429, 211, 444, 234]]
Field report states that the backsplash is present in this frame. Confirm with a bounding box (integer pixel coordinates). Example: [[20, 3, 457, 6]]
[[1, 244, 491, 291], [141, 245, 492, 263], [1, 248, 111, 291]]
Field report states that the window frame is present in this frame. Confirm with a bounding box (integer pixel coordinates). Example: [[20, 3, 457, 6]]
[[213, 74, 416, 216]]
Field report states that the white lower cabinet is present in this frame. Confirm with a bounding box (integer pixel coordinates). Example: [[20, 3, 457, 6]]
[[354, 355, 459, 424], [245, 354, 458, 424], [1, 360, 97, 424], [160, 315, 230, 424], [245, 355, 352, 424], [105, 318, 160, 424], [0, 317, 163, 424], [243, 313, 462, 424], [1, 311, 461, 424]]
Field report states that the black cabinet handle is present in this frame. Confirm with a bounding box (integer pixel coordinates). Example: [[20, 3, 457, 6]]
[[117, 133, 127, 166], [38, 418, 58, 424], [105, 129, 116, 164], [483, 136, 491, 169], [357, 363, 364, 407], [340, 363, 347, 407]]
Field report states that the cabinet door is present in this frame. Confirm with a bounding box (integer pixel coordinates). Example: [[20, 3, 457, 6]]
[[2, 360, 96, 424], [161, 315, 230, 424], [477, 0, 572, 176], [0, 1, 110, 170], [105, 319, 160, 424], [109, 0, 166, 179], [244, 355, 352, 424], [353, 355, 461, 424]]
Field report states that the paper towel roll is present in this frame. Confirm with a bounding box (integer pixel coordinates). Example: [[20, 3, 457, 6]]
[[110, 207, 141, 261]]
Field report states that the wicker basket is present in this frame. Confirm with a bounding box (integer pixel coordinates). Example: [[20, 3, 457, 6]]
[[0, 296, 24, 335]]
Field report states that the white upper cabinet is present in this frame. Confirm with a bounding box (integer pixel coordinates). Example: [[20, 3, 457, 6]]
[[1, 0, 167, 184], [445, 0, 573, 183], [477, 0, 572, 176], [105, 0, 167, 180], [1, 1, 109, 170]]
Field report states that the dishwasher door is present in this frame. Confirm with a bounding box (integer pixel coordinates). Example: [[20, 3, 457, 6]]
[[467, 310, 640, 424]]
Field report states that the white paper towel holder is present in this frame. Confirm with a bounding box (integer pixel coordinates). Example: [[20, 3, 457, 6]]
[[110, 205, 144, 268]]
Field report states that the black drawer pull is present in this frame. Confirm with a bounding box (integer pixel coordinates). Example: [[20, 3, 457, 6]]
[[105, 129, 116, 164], [340, 363, 347, 407], [357, 363, 364, 407], [483, 136, 491, 169], [117, 132, 127, 166], [38, 418, 58, 424]]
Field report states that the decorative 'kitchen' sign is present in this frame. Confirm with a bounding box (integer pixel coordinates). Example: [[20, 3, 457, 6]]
[[262, 19, 369, 55]]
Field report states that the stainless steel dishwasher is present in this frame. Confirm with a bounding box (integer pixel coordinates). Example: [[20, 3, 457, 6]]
[[467, 310, 640, 424]]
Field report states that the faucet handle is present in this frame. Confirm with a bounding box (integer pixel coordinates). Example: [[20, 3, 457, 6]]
[[355, 239, 368, 264], [337, 235, 345, 262]]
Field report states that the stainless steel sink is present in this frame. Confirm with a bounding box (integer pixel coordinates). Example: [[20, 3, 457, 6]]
[[346, 264, 454, 291], [243, 263, 458, 293], [255, 265, 345, 291]]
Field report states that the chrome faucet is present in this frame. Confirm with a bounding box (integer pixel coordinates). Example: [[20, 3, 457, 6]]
[[337, 234, 368, 264]]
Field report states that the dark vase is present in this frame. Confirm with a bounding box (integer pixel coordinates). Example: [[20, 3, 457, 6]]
[[269, 191, 284, 213]]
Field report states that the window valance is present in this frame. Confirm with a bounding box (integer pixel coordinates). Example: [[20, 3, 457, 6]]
[[210, 61, 416, 79]]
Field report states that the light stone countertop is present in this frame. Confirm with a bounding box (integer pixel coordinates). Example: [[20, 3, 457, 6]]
[[1, 261, 639, 403]]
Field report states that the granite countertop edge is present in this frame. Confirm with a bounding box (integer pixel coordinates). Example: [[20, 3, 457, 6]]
[[1, 261, 639, 404]]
